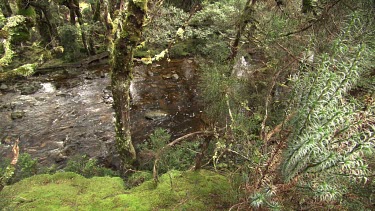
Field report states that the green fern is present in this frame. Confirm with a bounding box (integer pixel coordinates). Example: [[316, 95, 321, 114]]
[[282, 12, 374, 185]]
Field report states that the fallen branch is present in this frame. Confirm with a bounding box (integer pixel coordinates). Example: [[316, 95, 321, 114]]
[[153, 129, 221, 182], [280, 0, 343, 37], [167, 130, 216, 147]]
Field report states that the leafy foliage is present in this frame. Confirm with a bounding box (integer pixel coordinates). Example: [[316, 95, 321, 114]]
[[58, 25, 81, 61], [0, 15, 28, 66], [282, 10, 375, 202], [64, 155, 118, 178], [139, 128, 199, 173]]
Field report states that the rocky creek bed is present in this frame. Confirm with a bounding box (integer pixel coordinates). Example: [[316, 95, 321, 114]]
[[0, 59, 204, 169]]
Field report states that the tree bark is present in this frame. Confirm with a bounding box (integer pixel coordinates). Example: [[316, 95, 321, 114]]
[[111, 0, 148, 167], [0, 0, 12, 17], [29, 1, 60, 47], [93, 0, 101, 22], [60, 0, 93, 55], [229, 0, 256, 60]]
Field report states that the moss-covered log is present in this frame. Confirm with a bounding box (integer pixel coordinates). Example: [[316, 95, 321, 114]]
[[111, 0, 148, 167]]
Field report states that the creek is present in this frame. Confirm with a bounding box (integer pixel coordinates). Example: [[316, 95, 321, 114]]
[[0, 59, 204, 169]]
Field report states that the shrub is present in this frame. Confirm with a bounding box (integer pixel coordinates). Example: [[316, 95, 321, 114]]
[[64, 155, 118, 178], [58, 25, 81, 61]]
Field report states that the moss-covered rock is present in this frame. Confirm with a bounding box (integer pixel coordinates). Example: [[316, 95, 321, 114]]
[[0, 170, 235, 210]]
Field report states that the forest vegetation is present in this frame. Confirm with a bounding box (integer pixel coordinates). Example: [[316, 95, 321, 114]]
[[0, 0, 374, 210]]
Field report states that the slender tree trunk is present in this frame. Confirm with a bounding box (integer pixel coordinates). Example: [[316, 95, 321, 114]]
[[93, 0, 101, 22], [73, 0, 94, 55], [29, 1, 60, 47], [0, 0, 12, 17], [108, 0, 118, 19], [111, 0, 148, 167], [69, 8, 76, 24], [229, 0, 256, 60]]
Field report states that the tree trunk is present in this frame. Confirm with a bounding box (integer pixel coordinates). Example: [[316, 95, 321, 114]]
[[29, 1, 60, 47], [111, 0, 148, 167], [229, 0, 256, 60], [93, 0, 101, 22], [0, 0, 12, 17], [73, 0, 94, 55]]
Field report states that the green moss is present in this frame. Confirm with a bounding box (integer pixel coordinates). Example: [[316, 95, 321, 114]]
[[18, 7, 36, 18], [0, 63, 38, 81], [0, 170, 235, 210], [133, 0, 148, 12]]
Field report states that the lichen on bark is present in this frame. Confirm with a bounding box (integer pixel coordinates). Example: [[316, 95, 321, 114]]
[[111, 0, 148, 167]]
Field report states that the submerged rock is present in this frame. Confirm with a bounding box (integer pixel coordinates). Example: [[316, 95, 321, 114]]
[[144, 110, 168, 120], [11, 111, 25, 120], [172, 73, 179, 80], [0, 83, 8, 90], [19, 82, 42, 95], [41, 83, 56, 93], [181, 59, 195, 80]]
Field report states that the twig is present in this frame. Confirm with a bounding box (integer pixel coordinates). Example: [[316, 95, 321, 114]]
[[153, 129, 221, 182], [280, 0, 343, 37], [167, 130, 216, 147], [11, 138, 19, 165], [260, 58, 296, 142]]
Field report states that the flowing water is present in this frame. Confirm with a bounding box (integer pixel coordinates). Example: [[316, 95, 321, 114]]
[[0, 59, 204, 169]]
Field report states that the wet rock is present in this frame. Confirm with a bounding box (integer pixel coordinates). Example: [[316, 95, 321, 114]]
[[49, 149, 67, 163], [162, 74, 172, 79], [1, 136, 13, 145], [0, 84, 8, 91], [85, 74, 94, 80], [19, 82, 42, 95], [144, 110, 169, 120], [61, 143, 79, 156], [0, 103, 11, 111], [172, 73, 179, 80], [182, 59, 195, 80], [41, 83, 56, 93], [147, 71, 154, 77], [11, 111, 25, 120]]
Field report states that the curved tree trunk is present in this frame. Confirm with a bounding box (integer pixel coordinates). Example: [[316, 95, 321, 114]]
[[111, 0, 148, 167]]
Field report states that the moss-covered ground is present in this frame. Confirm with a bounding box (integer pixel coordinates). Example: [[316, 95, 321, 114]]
[[0, 170, 235, 210]]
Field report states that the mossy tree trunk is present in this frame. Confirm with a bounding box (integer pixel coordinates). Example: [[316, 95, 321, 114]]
[[111, 0, 148, 167], [229, 0, 256, 60], [29, 0, 60, 47], [93, 0, 101, 22], [61, 0, 94, 55]]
